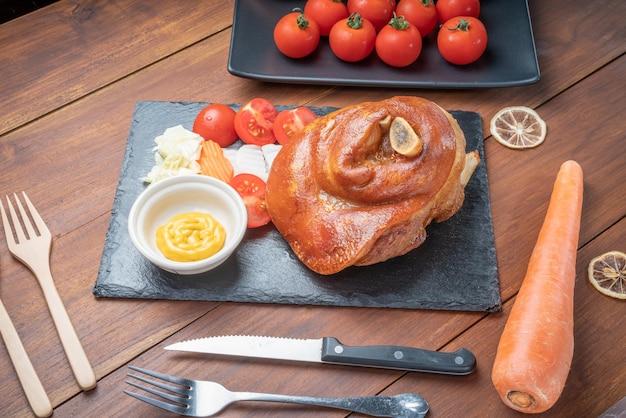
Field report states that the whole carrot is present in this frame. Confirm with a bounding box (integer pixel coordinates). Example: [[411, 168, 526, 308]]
[[491, 160, 584, 413]]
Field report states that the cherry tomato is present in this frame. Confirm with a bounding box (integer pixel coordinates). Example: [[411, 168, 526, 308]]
[[273, 107, 318, 145], [395, 0, 437, 37], [435, 0, 480, 24], [375, 15, 422, 67], [437, 16, 487, 65], [229, 173, 271, 228], [304, 0, 349, 37], [274, 9, 320, 59], [329, 13, 377, 62], [192, 104, 238, 147], [234, 98, 279, 146], [347, 0, 396, 32]]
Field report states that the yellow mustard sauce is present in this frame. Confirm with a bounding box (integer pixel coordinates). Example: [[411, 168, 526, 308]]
[[156, 211, 226, 262]]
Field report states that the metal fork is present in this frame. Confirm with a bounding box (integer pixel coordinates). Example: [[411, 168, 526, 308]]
[[125, 366, 429, 417], [0, 192, 96, 391]]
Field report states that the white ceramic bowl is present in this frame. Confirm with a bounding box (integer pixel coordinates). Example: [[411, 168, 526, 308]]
[[128, 175, 247, 275]]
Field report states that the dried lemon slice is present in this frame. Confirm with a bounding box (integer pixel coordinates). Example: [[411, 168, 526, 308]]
[[490, 106, 547, 149], [587, 251, 626, 299]]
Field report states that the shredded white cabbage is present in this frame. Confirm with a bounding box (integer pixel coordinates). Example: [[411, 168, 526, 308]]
[[141, 125, 283, 184], [142, 125, 203, 184]]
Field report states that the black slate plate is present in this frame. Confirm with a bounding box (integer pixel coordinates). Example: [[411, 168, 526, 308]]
[[93, 101, 500, 312], [228, 0, 539, 88]]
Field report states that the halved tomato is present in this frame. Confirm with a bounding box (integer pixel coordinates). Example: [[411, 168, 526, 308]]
[[234, 98, 278, 146], [229, 173, 271, 228], [273, 107, 318, 145]]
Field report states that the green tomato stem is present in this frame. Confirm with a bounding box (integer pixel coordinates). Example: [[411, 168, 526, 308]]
[[292, 7, 310, 30], [347, 12, 364, 29], [388, 13, 410, 31], [451, 18, 471, 32]]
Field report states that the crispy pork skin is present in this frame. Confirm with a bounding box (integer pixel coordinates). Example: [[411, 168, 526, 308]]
[[266, 96, 479, 275]]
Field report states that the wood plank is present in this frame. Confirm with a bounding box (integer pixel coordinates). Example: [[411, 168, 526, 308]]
[[485, 54, 626, 301], [2, 0, 626, 137], [378, 52, 626, 417], [11, 55, 623, 418], [0, 29, 333, 241], [47, 49, 626, 418], [53, 302, 483, 417], [0, 0, 235, 135], [0, 211, 219, 411], [0, 0, 624, 416], [381, 216, 626, 417], [2, 2, 624, 252], [0, 28, 331, 415]]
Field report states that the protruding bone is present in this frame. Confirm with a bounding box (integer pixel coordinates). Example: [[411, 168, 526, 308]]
[[390, 117, 422, 157], [460, 150, 480, 186], [379, 114, 392, 130]]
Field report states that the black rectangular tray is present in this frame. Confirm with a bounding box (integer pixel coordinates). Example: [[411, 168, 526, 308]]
[[93, 101, 500, 312], [228, 0, 539, 88]]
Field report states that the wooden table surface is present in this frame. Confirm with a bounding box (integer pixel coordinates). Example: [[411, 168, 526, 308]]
[[1, 0, 624, 416]]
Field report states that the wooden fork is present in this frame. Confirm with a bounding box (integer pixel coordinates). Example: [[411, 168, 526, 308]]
[[0, 192, 96, 391], [0, 293, 52, 417]]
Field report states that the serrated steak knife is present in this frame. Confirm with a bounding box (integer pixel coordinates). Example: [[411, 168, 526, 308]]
[[165, 336, 476, 375]]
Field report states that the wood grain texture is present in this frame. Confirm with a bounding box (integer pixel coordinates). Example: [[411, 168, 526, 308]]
[[486, 55, 626, 301], [382, 217, 626, 418], [0, 0, 235, 135], [0, 0, 624, 416]]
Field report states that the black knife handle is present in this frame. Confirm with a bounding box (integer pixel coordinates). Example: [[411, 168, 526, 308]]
[[320, 337, 476, 375]]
